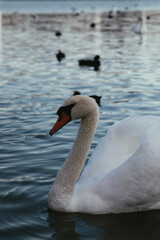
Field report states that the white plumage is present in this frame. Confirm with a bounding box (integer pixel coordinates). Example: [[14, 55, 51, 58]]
[[48, 95, 160, 214], [134, 12, 147, 34]]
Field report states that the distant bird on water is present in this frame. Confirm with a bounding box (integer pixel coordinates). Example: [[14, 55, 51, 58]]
[[134, 17, 146, 34], [78, 55, 100, 71], [134, 12, 147, 34], [108, 5, 117, 18], [73, 91, 81, 96], [90, 22, 96, 28], [55, 31, 62, 37], [73, 91, 101, 106], [56, 50, 65, 62]]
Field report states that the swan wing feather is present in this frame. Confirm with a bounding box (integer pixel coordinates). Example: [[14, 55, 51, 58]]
[[75, 117, 160, 213]]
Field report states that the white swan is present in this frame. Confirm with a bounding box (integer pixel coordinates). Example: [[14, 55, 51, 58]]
[[48, 95, 160, 214], [134, 12, 147, 34]]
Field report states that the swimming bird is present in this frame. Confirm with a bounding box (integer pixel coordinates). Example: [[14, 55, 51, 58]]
[[48, 95, 160, 214], [73, 91, 101, 106], [73, 91, 81, 95], [90, 95, 101, 106], [56, 50, 65, 62], [90, 22, 96, 28], [134, 14, 147, 34], [108, 5, 117, 18], [78, 55, 100, 71], [55, 31, 62, 37]]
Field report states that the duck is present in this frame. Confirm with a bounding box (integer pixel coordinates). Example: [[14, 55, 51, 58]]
[[78, 55, 100, 71], [90, 22, 96, 28], [55, 31, 62, 37], [56, 50, 65, 62], [73, 91, 101, 106], [48, 95, 160, 214]]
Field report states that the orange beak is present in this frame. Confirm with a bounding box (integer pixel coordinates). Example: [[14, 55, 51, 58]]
[[49, 112, 71, 136]]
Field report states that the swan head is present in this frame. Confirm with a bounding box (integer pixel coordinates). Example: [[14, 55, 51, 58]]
[[49, 95, 99, 135]]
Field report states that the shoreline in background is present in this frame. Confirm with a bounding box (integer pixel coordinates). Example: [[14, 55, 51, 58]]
[[1, 0, 160, 14], [2, 10, 159, 28]]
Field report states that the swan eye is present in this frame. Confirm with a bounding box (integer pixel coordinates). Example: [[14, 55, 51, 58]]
[[57, 104, 75, 117]]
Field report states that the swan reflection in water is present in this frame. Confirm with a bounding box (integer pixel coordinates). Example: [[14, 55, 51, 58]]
[[47, 208, 160, 240]]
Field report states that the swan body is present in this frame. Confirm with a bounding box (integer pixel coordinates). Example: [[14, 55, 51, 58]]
[[108, 5, 117, 18], [48, 95, 160, 214], [134, 13, 147, 34]]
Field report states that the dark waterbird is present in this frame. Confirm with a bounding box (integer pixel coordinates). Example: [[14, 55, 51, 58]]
[[78, 55, 100, 71], [90, 22, 96, 28], [56, 50, 65, 62], [73, 91, 101, 106], [55, 31, 62, 37]]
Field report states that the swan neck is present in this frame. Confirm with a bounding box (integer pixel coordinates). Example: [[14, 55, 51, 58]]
[[51, 111, 98, 200]]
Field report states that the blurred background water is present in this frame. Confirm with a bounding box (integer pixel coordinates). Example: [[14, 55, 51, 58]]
[[1, 1, 160, 240], [2, 0, 160, 13]]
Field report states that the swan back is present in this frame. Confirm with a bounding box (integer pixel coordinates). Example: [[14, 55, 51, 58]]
[[77, 115, 160, 185], [73, 116, 160, 213]]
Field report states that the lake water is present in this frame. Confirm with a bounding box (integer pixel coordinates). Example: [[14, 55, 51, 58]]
[[1, 1, 160, 240], [2, 0, 160, 13]]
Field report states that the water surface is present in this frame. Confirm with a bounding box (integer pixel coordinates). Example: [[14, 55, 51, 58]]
[[2, 0, 160, 13]]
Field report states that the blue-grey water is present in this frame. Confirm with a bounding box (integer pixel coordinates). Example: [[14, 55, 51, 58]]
[[1, 1, 160, 240], [2, 0, 160, 13]]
